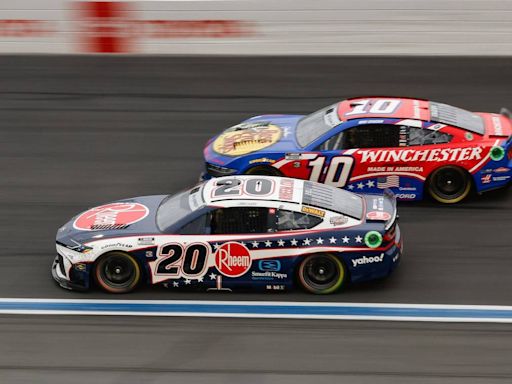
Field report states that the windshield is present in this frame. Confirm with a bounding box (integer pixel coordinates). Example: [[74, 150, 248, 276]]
[[296, 104, 342, 147], [156, 186, 204, 232], [302, 181, 363, 220], [430, 102, 484, 134]]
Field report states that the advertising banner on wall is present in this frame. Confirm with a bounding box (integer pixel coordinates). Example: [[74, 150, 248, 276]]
[[1, 0, 511, 55]]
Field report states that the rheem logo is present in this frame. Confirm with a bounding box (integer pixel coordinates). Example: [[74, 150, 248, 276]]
[[73, 202, 149, 230], [215, 242, 252, 277]]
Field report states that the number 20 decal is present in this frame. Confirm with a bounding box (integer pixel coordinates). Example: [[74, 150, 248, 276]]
[[308, 156, 355, 188], [156, 243, 209, 278], [212, 178, 274, 198]]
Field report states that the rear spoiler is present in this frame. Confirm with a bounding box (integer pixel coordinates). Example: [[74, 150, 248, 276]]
[[383, 188, 396, 202], [364, 189, 397, 230], [500, 108, 512, 146], [383, 189, 397, 230]]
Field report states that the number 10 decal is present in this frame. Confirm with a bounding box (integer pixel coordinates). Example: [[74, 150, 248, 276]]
[[308, 156, 354, 188], [345, 99, 401, 116]]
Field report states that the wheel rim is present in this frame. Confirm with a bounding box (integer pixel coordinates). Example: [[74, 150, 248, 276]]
[[301, 255, 342, 292], [430, 167, 469, 202], [100, 255, 137, 288]]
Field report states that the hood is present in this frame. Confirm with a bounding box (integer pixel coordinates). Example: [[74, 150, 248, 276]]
[[205, 115, 304, 161], [56, 195, 167, 245]]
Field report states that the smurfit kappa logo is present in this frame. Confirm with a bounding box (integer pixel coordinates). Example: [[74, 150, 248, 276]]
[[351, 254, 385, 267], [258, 260, 281, 272]]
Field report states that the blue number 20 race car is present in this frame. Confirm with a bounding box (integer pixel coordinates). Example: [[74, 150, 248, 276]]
[[53, 176, 402, 294]]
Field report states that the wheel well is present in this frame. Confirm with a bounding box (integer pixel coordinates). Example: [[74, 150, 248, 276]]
[[424, 165, 474, 193], [294, 252, 349, 284], [91, 251, 145, 288], [243, 165, 283, 176], [424, 164, 474, 204]]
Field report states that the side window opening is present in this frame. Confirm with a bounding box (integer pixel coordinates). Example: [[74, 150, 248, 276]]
[[275, 209, 323, 231], [408, 127, 453, 146], [343, 124, 401, 149], [178, 208, 324, 234], [316, 125, 452, 151], [211, 207, 271, 234], [317, 131, 344, 151], [178, 213, 210, 235]]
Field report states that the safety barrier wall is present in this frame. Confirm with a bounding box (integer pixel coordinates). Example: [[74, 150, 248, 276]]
[[1, 0, 511, 55]]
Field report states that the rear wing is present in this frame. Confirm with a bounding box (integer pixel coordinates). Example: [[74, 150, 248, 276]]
[[500, 108, 512, 149], [363, 189, 397, 230], [382, 189, 398, 230]]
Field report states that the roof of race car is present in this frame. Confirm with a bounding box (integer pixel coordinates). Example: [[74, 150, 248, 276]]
[[201, 175, 364, 219], [336, 97, 485, 134], [337, 97, 430, 121], [203, 175, 303, 205]]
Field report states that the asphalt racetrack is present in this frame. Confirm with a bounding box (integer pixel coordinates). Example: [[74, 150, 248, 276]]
[[0, 56, 511, 383]]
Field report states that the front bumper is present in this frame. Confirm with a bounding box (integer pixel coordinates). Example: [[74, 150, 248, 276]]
[[51, 254, 88, 291], [202, 162, 239, 180], [199, 171, 211, 182]]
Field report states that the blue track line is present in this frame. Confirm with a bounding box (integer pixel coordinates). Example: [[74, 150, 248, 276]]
[[0, 299, 512, 323]]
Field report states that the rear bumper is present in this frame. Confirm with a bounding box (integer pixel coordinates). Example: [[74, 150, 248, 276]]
[[474, 153, 512, 193], [509, 156, 512, 184], [346, 225, 402, 284], [389, 224, 403, 272], [202, 162, 239, 180]]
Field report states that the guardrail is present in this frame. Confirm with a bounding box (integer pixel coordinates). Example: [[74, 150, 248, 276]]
[[1, 0, 511, 55]]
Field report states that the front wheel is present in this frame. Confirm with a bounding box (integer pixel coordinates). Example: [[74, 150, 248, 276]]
[[298, 253, 346, 294], [427, 166, 471, 204], [94, 252, 141, 293]]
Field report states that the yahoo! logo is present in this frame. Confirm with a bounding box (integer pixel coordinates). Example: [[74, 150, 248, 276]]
[[351, 254, 385, 267]]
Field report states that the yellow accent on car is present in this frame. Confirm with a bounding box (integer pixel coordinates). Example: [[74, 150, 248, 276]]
[[213, 124, 282, 156], [301, 206, 326, 217]]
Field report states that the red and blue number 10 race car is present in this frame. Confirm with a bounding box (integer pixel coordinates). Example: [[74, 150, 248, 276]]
[[202, 97, 512, 203]]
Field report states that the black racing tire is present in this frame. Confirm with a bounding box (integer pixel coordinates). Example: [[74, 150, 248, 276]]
[[94, 252, 141, 294], [244, 165, 283, 176], [427, 166, 472, 204], [298, 253, 346, 294]]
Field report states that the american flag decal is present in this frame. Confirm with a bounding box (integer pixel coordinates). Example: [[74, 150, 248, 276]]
[[377, 175, 400, 188]]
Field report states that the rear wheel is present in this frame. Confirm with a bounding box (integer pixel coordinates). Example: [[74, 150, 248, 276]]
[[94, 252, 141, 293], [427, 166, 471, 204], [244, 165, 282, 176], [298, 253, 346, 294]]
